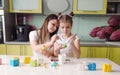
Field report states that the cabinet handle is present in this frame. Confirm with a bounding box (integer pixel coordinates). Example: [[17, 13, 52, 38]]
[[82, 11, 99, 12], [19, 10, 33, 11]]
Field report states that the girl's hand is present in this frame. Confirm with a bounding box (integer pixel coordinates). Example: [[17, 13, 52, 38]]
[[54, 42, 63, 51], [54, 42, 63, 56], [69, 34, 76, 45], [50, 34, 59, 46]]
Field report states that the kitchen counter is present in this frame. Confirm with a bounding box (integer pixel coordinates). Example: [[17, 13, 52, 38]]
[[80, 41, 107, 46], [0, 55, 120, 75], [5, 41, 107, 46], [4, 41, 120, 46], [5, 41, 30, 44], [105, 42, 120, 46]]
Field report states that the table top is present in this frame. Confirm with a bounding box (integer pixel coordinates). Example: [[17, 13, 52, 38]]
[[0, 55, 120, 75]]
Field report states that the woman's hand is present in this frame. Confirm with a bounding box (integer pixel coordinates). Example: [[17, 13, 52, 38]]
[[50, 34, 59, 46]]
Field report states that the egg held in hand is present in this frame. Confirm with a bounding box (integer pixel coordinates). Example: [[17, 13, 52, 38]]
[[62, 44, 67, 48], [42, 45, 47, 51]]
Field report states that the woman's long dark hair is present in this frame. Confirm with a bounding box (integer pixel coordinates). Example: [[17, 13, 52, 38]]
[[39, 14, 59, 44]]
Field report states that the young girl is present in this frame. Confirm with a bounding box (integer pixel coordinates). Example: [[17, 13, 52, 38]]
[[29, 13, 60, 58], [54, 12, 81, 58]]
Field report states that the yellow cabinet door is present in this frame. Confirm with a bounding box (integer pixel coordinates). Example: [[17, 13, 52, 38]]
[[6, 45, 33, 56], [81, 46, 90, 58], [81, 46, 107, 58], [6, 45, 21, 55], [0, 44, 6, 55], [20, 45, 33, 56], [73, 0, 107, 14], [9, 0, 42, 13], [25, 45, 33, 56], [92, 47, 108, 58], [20, 45, 25, 56], [108, 47, 120, 65]]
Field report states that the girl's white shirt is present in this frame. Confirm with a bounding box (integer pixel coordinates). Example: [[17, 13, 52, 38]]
[[29, 30, 50, 58], [56, 34, 80, 57]]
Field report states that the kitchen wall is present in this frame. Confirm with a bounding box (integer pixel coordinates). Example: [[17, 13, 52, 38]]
[[28, 14, 110, 42]]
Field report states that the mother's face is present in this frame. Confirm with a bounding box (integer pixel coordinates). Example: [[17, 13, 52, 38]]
[[47, 19, 59, 33]]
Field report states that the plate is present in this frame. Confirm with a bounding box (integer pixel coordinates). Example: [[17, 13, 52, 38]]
[[43, 0, 73, 15], [47, 0, 69, 12]]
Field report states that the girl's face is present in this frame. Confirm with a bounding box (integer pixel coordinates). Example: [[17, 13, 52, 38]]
[[60, 22, 72, 36], [47, 19, 59, 33]]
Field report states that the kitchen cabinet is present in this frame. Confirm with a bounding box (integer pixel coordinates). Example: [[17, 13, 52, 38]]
[[80, 47, 88, 58], [73, 0, 107, 14], [6, 44, 33, 56], [20, 45, 33, 56], [9, 0, 42, 13], [81, 46, 108, 58], [6, 44, 21, 55], [0, 44, 6, 55], [4, 44, 120, 65], [91, 47, 108, 58], [25, 45, 33, 56], [108, 47, 120, 65]]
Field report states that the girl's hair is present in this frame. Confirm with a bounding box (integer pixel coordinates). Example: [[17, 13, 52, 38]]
[[58, 12, 74, 26], [39, 14, 60, 44]]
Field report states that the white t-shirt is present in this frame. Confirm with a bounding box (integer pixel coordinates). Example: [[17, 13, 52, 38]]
[[29, 30, 50, 57], [56, 34, 80, 57]]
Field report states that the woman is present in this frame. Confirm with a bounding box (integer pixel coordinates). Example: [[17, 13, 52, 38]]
[[54, 12, 81, 58], [29, 13, 60, 58]]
